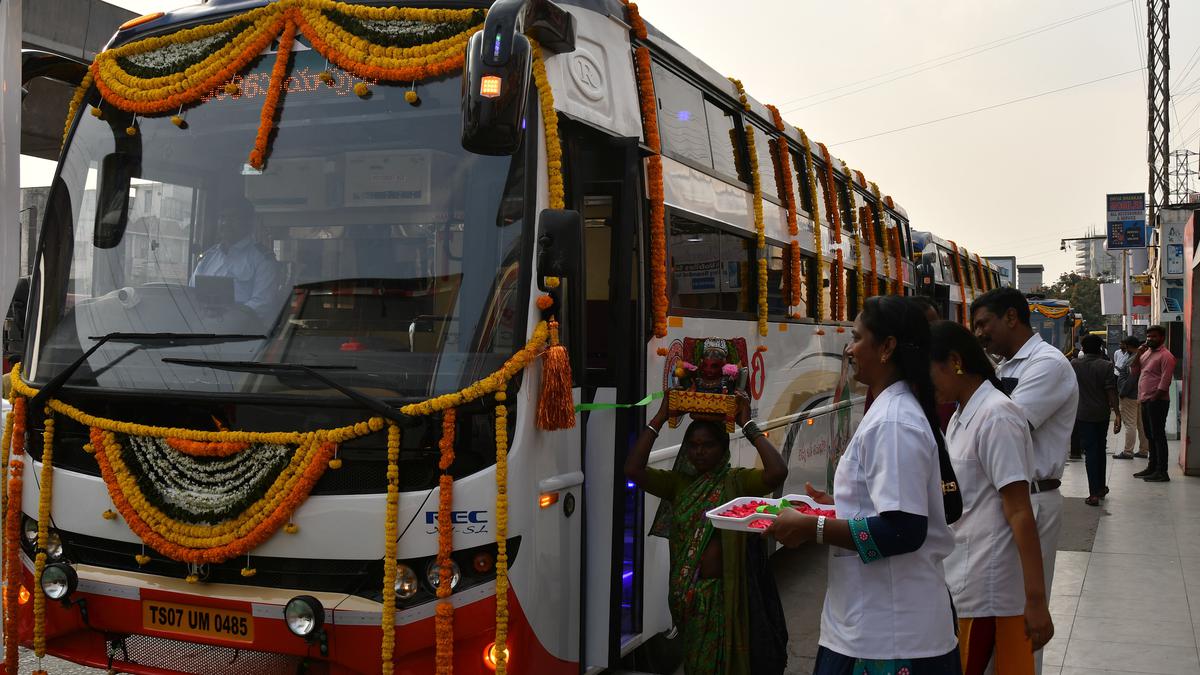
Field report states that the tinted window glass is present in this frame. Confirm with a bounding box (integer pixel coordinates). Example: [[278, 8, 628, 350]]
[[705, 100, 741, 180], [793, 151, 813, 214], [652, 63, 713, 169], [766, 243, 787, 316], [752, 123, 779, 201], [669, 214, 756, 314]]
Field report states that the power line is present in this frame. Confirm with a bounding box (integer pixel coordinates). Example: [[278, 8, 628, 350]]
[[774, 0, 1130, 112], [832, 67, 1145, 146]]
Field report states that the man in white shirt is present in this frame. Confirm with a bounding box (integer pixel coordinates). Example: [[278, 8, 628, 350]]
[[189, 199, 282, 321], [970, 288, 1078, 675]]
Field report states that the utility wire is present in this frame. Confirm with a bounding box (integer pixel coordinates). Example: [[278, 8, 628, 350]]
[[832, 67, 1145, 146], [777, 0, 1129, 113]]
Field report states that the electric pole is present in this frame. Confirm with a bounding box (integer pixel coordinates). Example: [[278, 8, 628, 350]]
[[1147, 0, 1170, 224], [1169, 149, 1196, 203]]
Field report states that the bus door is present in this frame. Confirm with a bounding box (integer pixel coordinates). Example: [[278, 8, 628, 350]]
[[560, 120, 645, 669]]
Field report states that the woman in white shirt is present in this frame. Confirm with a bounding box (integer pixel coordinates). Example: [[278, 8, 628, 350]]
[[930, 320, 1053, 675], [769, 296, 960, 674]]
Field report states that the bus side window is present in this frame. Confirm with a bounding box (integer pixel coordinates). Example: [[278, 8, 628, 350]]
[[766, 242, 787, 317], [651, 62, 713, 170], [668, 212, 757, 316], [750, 122, 779, 202], [836, 179, 853, 234], [705, 99, 741, 182], [792, 150, 813, 215]]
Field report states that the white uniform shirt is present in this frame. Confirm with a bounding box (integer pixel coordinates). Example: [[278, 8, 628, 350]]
[[820, 381, 958, 660], [944, 380, 1035, 617], [190, 237, 281, 317], [996, 334, 1078, 481]]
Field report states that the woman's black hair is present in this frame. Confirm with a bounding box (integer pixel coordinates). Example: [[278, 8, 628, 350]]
[[930, 320, 1006, 395], [859, 296, 946, 456]]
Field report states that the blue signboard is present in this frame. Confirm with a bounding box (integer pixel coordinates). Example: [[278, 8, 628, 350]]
[[1106, 192, 1146, 249]]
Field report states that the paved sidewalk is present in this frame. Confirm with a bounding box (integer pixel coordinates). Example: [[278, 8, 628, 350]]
[[1042, 435, 1200, 675]]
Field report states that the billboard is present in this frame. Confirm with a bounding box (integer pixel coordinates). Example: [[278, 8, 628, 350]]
[[985, 256, 1016, 288], [1106, 193, 1147, 249]]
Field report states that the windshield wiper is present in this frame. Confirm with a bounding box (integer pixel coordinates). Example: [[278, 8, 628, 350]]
[[31, 332, 266, 409], [161, 358, 412, 426]]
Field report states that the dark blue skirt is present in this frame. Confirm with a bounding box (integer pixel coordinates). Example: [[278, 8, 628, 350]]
[[813, 645, 962, 675]]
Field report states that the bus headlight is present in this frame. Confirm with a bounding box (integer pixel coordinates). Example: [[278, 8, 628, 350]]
[[284, 595, 324, 637], [21, 517, 37, 547], [40, 563, 77, 601], [426, 560, 460, 591], [394, 564, 419, 600], [46, 531, 64, 561]]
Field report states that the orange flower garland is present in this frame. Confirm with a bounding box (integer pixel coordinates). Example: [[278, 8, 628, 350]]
[[862, 205, 879, 296], [800, 130, 825, 321], [3, 396, 26, 675], [625, 2, 668, 337], [950, 240, 968, 324], [766, 105, 802, 308], [818, 143, 843, 244], [834, 250, 845, 321], [842, 161, 864, 314], [891, 226, 904, 295], [435, 409, 456, 674], [164, 438, 251, 457], [248, 20, 297, 169], [871, 182, 890, 295], [493, 397, 510, 675]]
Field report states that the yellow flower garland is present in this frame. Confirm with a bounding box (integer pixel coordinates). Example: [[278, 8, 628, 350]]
[[950, 240, 968, 325], [729, 78, 768, 336], [380, 421, 400, 675], [800, 130, 824, 322], [530, 40, 564, 211], [33, 409, 55, 666], [842, 162, 864, 314], [871, 182, 891, 295]]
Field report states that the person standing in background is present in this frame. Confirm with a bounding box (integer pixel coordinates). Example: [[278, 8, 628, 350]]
[[1112, 337, 1148, 460], [1070, 335, 1121, 506], [1131, 325, 1177, 482], [970, 288, 1078, 675]]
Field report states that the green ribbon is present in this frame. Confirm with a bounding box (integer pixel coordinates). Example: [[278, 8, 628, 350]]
[[574, 390, 664, 412]]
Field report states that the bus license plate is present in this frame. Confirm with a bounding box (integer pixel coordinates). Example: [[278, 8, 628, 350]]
[[142, 600, 254, 643]]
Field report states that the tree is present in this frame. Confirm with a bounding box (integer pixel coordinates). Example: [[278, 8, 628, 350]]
[[1036, 273, 1104, 331]]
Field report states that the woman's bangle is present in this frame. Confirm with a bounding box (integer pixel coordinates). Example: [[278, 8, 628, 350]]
[[815, 515, 826, 544], [741, 420, 763, 443], [645, 423, 660, 437]]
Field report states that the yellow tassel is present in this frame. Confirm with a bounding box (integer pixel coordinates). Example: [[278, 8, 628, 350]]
[[135, 554, 151, 566], [125, 125, 137, 137], [89, 107, 103, 118], [354, 82, 370, 98], [328, 457, 343, 470], [240, 567, 257, 577], [185, 574, 199, 584], [170, 115, 185, 128], [318, 70, 334, 85], [102, 509, 117, 520], [405, 90, 420, 105], [285, 523, 299, 534], [536, 319, 575, 430], [224, 82, 240, 95]]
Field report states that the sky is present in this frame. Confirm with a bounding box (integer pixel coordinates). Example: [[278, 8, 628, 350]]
[[23, 0, 1200, 280]]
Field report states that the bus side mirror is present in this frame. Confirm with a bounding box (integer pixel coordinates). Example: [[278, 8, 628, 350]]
[[537, 209, 582, 289], [93, 151, 140, 249], [461, 29, 532, 156]]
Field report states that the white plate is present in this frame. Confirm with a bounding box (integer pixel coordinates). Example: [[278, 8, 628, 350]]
[[705, 494, 836, 532]]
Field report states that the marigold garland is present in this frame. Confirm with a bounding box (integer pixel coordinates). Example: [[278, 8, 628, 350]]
[[976, 253, 990, 291], [164, 438, 251, 457], [381, 422, 401, 675], [862, 204, 879, 296], [435, 409, 456, 674], [493, 396, 510, 675], [891, 226, 904, 295], [800, 130, 824, 321], [33, 409, 55, 664], [818, 143, 843, 244], [729, 78, 768, 336], [842, 162, 864, 314], [624, 2, 668, 337], [248, 20, 297, 169], [766, 105, 802, 308], [950, 240, 968, 325], [529, 40, 564, 211], [3, 395, 26, 675], [871, 182, 891, 295], [62, 71, 95, 144], [834, 250, 845, 321]]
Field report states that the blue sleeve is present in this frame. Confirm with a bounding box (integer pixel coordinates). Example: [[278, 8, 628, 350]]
[[847, 511, 927, 564]]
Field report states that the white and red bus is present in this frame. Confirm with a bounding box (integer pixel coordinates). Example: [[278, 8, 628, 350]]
[[4, 0, 928, 672]]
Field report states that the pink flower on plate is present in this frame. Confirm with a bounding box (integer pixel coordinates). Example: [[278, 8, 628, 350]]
[[722, 364, 739, 377], [680, 361, 698, 372]]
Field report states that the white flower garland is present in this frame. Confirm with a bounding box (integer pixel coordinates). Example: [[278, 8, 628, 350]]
[[124, 435, 294, 523], [122, 28, 240, 72]]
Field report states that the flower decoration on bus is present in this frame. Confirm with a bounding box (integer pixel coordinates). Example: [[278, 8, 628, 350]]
[[766, 104, 803, 311], [800, 129, 825, 321], [950, 240, 969, 325], [623, 1, 668, 338], [842, 161, 865, 315], [729, 78, 769, 337], [68, 0, 486, 169], [870, 182, 891, 295]]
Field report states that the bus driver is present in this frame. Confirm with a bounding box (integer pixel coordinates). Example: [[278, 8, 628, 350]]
[[189, 197, 282, 320]]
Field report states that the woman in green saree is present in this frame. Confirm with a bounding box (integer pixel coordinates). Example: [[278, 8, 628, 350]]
[[625, 392, 789, 675]]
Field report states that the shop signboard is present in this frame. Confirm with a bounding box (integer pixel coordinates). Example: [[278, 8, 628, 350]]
[[1106, 193, 1146, 249]]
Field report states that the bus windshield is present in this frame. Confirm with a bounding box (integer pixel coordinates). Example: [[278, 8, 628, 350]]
[[27, 46, 526, 399]]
